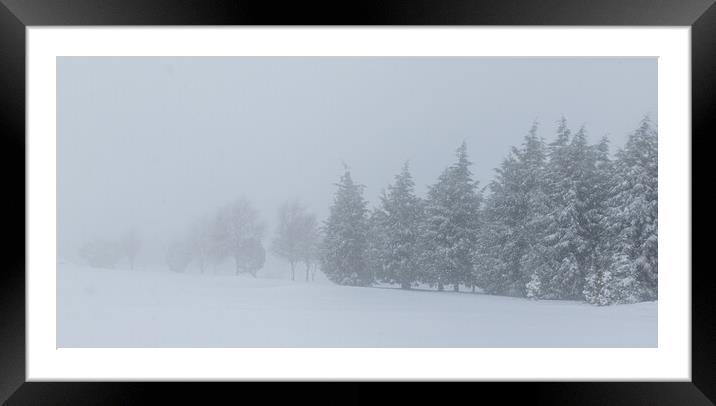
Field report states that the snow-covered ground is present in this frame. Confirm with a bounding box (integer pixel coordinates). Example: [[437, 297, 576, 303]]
[[57, 263, 657, 348]]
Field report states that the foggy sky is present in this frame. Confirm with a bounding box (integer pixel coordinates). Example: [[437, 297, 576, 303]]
[[57, 57, 656, 264]]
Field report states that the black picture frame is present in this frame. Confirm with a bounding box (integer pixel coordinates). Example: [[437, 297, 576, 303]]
[[0, 0, 710, 404]]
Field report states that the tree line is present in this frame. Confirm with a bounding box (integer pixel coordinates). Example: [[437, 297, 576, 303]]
[[166, 199, 267, 276], [321, 117, 657, 305], [79, 197, 322, 282], [165, 198, 322, 280], [78, 228, 141, 270], [76, 116, 657, 306]]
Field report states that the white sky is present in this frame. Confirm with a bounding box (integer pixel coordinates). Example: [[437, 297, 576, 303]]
[[57, 57, 656, 263]]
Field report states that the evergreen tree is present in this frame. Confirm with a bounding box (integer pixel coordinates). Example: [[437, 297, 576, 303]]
[[527, 119, 595, 299], [320, 167, 372, 286], [475, 157, 517, 295], [476, 122, 548, 296], [582, 137, 619, 304], [596, 117, 658, 303], [375, 162, 424, 289], [366, 205, 389, 284], [421, 142, 481, 292]]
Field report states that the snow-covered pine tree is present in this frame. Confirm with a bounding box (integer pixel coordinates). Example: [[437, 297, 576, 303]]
[[366, 204, 389, 284], [582, 136, 620, 305], [476, 122, 548, 296], [527, 119, 595, 300], [320, 167, 372, 286], [598, 117, 658, 303], [375, 162, 424, 289], [420, 142, 481, 292], [475, 156, 518, 295], [526, 118, 571, 299]]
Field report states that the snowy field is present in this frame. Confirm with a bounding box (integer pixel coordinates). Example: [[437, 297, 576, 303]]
[[57, 264, 657, 348]]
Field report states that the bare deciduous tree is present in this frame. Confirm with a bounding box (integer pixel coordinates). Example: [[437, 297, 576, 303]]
[[214, 198, 266, 277], [79, 239, 121, 269], [188, 216, 214, 273], [298, 214, 321, 282], [235, 238, 266, 277], [121, 228, 141, 270], [272, 200, 305, 281], [272, 200, 321, 281], [166, 240, 192, 273]]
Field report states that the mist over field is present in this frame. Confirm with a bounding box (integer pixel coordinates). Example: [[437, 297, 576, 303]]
[[57, 57, 657, 347]]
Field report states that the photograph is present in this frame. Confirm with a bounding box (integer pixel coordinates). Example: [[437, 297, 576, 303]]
[[1, 0, 709, 400], [57, 56, 658, 348], [0, 0, 707, 398]]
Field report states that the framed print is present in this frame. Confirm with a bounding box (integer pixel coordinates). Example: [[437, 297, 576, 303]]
[[0, 0, 711, 404]]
